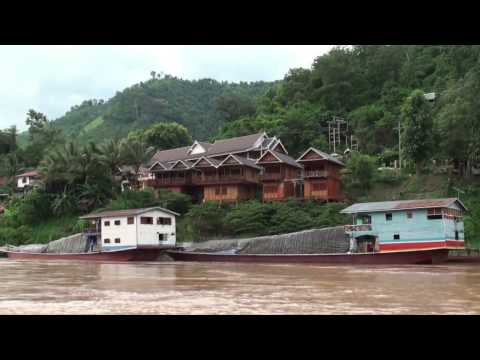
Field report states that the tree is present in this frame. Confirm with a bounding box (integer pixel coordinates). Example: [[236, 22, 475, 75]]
[[436, 66, 480, 177], [215, 93, 256, 122], [401, 89, 434, 176], [121, 139, 155, 177], [99, 139, 125, 180], [142, 122, 193, 150], [341, 152, 378, 197]]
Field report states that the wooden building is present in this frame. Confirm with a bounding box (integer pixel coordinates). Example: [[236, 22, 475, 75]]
[[297, 148, 345, 202], [257, 150, 302, 201], [142, 133, 345, 204]]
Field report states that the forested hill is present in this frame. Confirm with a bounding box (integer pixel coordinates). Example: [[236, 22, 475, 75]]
[[219, 45, 480, 165], [51, 75, 275, 143]]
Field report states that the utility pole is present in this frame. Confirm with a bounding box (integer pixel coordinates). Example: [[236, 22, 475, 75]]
[[395, 119, 402, 169]]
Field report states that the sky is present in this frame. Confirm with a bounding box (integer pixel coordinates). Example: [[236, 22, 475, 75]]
[[0, 45, 335, 131]]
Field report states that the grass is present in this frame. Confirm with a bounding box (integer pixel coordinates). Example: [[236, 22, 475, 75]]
[[83, 116, 104, 133]]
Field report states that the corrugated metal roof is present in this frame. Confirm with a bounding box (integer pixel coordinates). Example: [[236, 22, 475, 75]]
[[80, 206, 180, 220], [340, 198, 467, 214]]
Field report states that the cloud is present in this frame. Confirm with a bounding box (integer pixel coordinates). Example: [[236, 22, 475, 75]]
[[0, 45, 334, 131]]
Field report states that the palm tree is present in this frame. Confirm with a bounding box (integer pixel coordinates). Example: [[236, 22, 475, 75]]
[[121, 139, 155, 179], [99, 139, 125, 177]]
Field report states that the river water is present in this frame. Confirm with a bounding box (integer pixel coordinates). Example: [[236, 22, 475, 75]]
[[0, 258, 479, 314]]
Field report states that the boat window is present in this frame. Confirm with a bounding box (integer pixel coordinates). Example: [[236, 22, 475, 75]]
[[115, 238, 121, 243], [158, 233, 166, 241], [104, 221, 110, 226], [393, 234, 400, 240], [140, 216, 153, 225], [104, 238, 110, 244], [157, 217, 172, 225], [427, 208, 442, 220], [114, 220, 121, 226], [406, 211, 413, 219], [385, 213, 393, 221], [358, 215, 371, 225], [127, 217, 134, 225]]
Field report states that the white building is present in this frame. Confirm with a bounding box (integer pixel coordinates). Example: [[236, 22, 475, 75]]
[[16, 170, 40, 189], [80, 207, 179, 251]]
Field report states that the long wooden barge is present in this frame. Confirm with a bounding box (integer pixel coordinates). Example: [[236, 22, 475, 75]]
[[167, 248, 450, 265], [1, 245, 177, 262]]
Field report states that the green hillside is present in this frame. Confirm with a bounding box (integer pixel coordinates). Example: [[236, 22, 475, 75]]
[[51, 75, 274, 143]]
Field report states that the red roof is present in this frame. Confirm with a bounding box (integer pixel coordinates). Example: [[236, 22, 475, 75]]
[[16, 170, 39, 178]]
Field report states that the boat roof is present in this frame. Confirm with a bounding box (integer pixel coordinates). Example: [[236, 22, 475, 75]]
[[80, 206, 180, 220], [340, 198, 467, 214]]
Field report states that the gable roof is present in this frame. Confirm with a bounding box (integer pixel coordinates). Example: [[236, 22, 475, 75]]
[[206, 132, 266, 156], [191, 156, 221, 168], [80, 206, 180, 220], [16, 170, 40, 178], [296, 147, 345, 167], [219, 154, 262, 170], [340, 198, 467, 214], [149, 161, 171, 171], [257, 150, 302, 169], [148, 133, 267, 166]]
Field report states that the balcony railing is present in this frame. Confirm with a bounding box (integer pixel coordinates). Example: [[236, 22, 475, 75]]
[[192, 175, 259, 185], [260, 172, 284, 181], [344, 224, 373, 232], [144, 177, 189, 187], [304, 170, 328, 178]]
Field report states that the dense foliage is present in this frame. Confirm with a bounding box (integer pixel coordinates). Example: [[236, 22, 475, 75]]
[[49, 76, 273, 143], [179, 200, 349, 242]]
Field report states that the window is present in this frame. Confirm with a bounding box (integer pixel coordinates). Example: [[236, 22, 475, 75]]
[[158, 233, 166, 242], [455, 231, 459, 240], [312, 182, 327, 191], [157, 217, 172, 225], [140, 216, 153, 225], [114, 220, 121, 226], [22, 177, 27, 184], [104, 221, 110, 226], [127, 217, 134, 225], [385, 213, 393, 221], [104, 238, 110, 244], [358, 215, 371, 225], [406, 211, 413, 219], [427, 208, 442, 220], [115, 238, 121, 243], [393, 234, 400, 240]]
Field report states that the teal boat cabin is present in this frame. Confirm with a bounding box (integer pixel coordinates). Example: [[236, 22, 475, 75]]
[[340, 198, 466, 252]]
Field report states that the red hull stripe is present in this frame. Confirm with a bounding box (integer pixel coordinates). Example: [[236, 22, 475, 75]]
[[380, 240, 464, 251]]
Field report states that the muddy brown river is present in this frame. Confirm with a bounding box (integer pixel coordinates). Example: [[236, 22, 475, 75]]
[[0, 258, 479, 314]]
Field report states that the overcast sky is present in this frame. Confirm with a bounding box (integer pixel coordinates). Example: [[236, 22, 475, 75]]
[[0, 45, 335, 131]]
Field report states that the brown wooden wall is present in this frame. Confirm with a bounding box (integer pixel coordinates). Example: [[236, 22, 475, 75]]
[[262, 181, 296, 201], [304, 178, 342, 201], [203, 184, 256, 202]]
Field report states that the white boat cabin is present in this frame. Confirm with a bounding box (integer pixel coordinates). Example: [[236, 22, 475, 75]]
[[80, 207, 179, 251]]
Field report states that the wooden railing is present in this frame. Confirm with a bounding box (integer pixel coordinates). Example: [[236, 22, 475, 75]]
[[260, 172, 284, 181], [304, 170, 328, 178], [193, 175, 259, 185], [144, 177, 188, 187]]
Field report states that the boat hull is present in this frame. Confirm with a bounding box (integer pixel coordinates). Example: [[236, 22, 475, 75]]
[[3, 246, 177, 262], [167, 248, 450, 265]]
